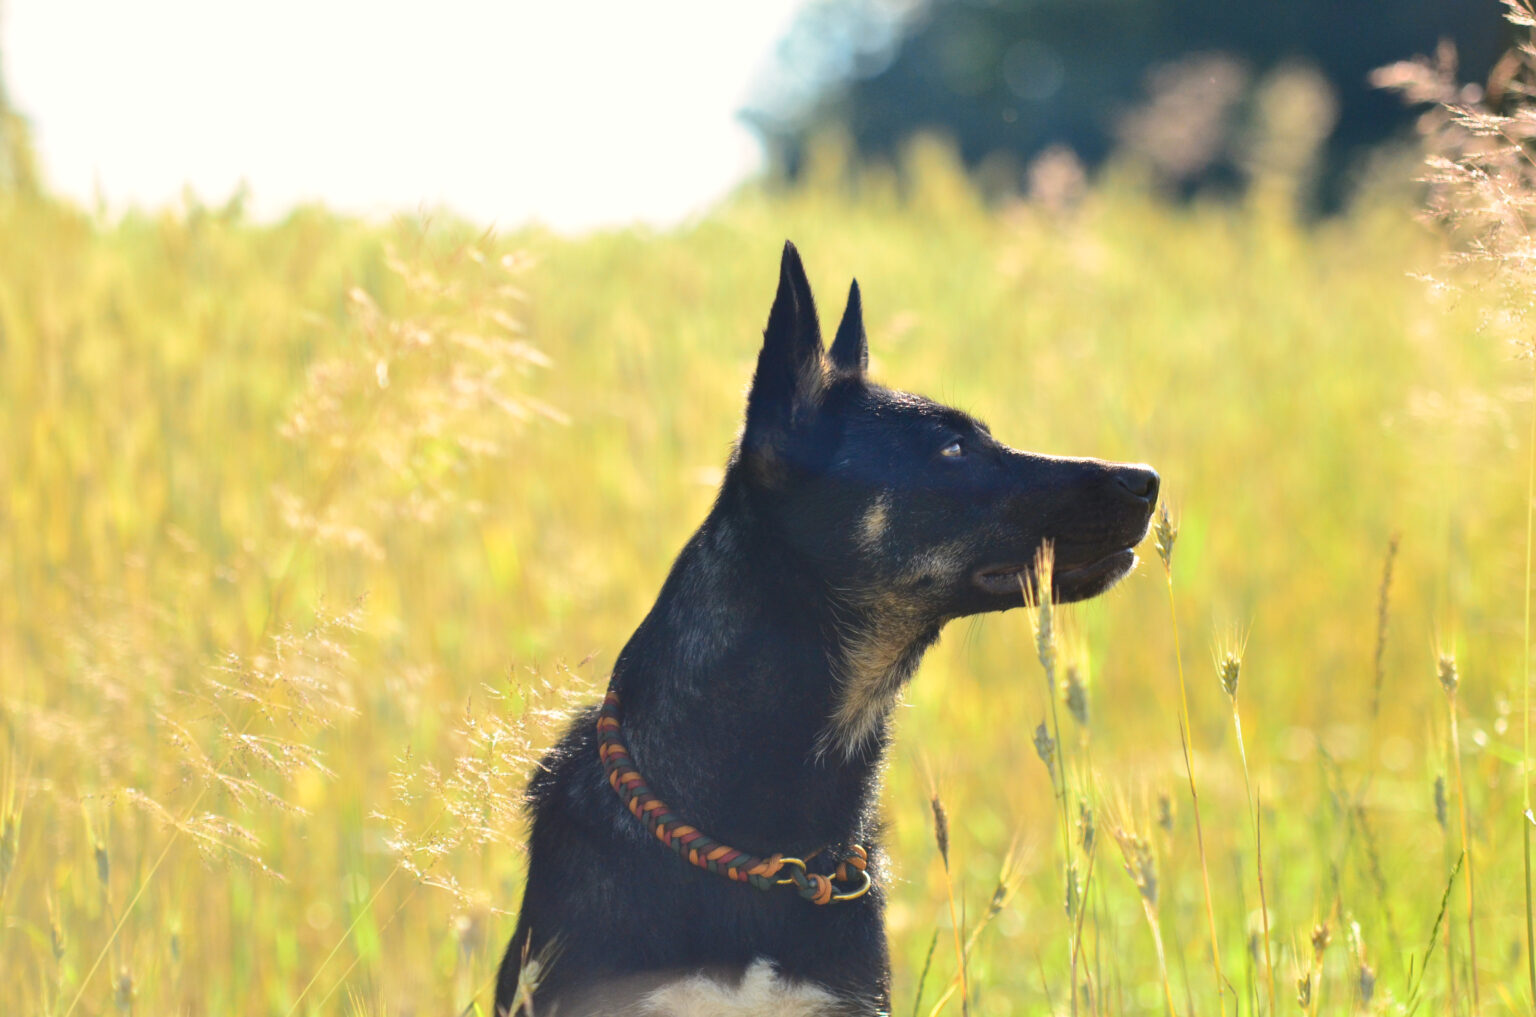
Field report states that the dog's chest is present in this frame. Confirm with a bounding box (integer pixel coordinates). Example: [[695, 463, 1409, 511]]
[[639, 958, 850, 1017]]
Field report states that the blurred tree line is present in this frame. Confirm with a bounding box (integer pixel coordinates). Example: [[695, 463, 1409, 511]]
[[745, 0, 1509, 208]]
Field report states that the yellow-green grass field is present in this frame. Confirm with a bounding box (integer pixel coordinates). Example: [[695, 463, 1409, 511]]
[[2, 139, 1532, 1015]]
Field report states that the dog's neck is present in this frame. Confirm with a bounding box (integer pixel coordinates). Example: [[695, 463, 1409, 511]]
[[609, 482, 938, 858]]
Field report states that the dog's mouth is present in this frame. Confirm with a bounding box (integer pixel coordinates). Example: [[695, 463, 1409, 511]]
[[972, 546, 1140, 603]]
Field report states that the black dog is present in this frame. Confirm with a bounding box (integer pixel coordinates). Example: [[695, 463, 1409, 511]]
[[495, 243, 1157, 1015]]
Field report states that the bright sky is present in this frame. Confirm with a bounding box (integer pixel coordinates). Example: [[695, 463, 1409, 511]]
[[2, 1, 807, 231]]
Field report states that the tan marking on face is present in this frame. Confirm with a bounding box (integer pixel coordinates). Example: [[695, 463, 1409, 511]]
[[857, 495, 891, 549], [641, 958, 842, 1017], [820, 595, 942, 760], [901, 541, 968, 585], [819, 541, 970, 760], [820, 621, 916, 759]]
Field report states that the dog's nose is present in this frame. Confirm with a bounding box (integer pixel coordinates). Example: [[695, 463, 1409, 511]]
[[1115, 464, 1160, 502]]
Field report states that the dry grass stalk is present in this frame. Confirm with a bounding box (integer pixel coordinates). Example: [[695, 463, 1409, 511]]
[[1406, 852, 1464, 1008], [1347, 919, 1376, 1010], [1022, 543, 1090, 1015], [1368, 535, 1401, 740], [1212, 630, 1274, 1014], [1326, 787, 1400, 983], [1026, 546, 1112, 1013], [1439, 651, 1481, 1013], [925, 842, 1025, 1017], [1068, 838, 1099, 1011], [1303, 921, 1330, 1016], [1152, 501, 1228, 1015], [1431, 757, 1456, 1006], [0, 755, 19, 908], [1253, 789, 1277, 1017], [1111, 822, 1177, 1017], [927, 786, 968, 1016], [911, 929, 942, 1017]]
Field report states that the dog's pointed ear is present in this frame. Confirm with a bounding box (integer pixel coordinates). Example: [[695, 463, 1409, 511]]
[[829, 279, 868, 374], [744, 241, 825, 452]]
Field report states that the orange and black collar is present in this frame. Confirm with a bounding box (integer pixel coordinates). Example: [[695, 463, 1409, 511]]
[[596, 690, 870, 905]]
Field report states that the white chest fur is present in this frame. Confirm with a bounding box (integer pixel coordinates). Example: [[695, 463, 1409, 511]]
[[639, 958, 846, 1016]]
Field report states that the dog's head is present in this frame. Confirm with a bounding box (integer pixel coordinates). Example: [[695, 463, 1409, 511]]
[[734, 241, 1158, 623]]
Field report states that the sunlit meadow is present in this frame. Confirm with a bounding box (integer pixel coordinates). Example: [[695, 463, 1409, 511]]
[[5, 39, 1536, 1016]]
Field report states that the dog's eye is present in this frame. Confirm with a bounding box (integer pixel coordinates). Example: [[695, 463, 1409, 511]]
[[939, 440, 965, 459]]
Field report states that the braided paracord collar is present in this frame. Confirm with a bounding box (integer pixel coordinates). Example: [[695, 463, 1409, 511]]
[[596, 690, 871, 905]]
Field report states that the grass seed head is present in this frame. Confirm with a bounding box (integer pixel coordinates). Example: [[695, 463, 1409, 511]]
[[1156, 790, 1174, 833], [1296, 972, 1312, 1008], [1358, 962, 1376, 1005], [0, 812, 17, 894], [1078, 799, 1096, 853], [1311, 921, 1331, 961], [1064, 664, 1089, 727], [1112, 827, 1158, 906], [513, 956, 545, 1016], [1434, 774, 1448, 831], [114, 968, 135, 1012], [49, 909, 65, 962], [986, 842, 1022, 921], [1213, 628, 1248, 700], [929, 793, 951, 870], [1217, 651, 1241, 699], [1154, 502, 1178, 571], [1437, 652, 1458, 695], [1033, 721, 1056, 781], [1027, 543, 1057, 683]]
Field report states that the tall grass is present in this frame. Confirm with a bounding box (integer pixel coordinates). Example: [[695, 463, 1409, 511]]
[[1, 49, 1535, 1013], [1379, 5, 1536, 1010]]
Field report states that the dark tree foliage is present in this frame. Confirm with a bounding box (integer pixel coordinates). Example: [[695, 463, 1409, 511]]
[[747, 0, 1510, 207]]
